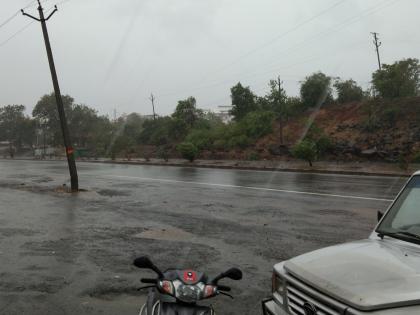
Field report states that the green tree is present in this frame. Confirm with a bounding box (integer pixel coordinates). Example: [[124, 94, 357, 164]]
[[32, 93, 74, 146], [292, 139, 317, 167], [334, 79, 364, 103], [300, 72, 332, 108], [177, 142, 198, 162], [229, 82, 258, 121], [239, 111, 275, 139], [0, 105, 36, 152], [372, 58, 420, 98], [172, 97, 201, 128]]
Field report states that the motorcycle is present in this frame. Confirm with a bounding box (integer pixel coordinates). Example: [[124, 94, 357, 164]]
[[133, 256, 243, 315]]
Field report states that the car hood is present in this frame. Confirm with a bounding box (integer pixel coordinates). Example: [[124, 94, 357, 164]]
[[283, 238, 420, 311]]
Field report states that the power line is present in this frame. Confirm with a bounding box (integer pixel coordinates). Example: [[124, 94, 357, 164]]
[[0, 0, 36, 30], [201, 0, 400, 87], [0, 20, 35, 48], [202, 0, 347, 80], [0, 1, 67, 49]]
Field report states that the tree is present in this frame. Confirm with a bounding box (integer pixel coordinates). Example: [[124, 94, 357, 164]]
[[266, 78, 288, 144], [172, 97, 200, 128], [292, 139, 317, 167], [0, 105, 35, 152], [300, 72, 332, 108], [32, 93, 74, 146], [229, 82, 258, 121], [372, 58, 420, 98], [334, 79, 363, 103], [177, 142, 198, 162]]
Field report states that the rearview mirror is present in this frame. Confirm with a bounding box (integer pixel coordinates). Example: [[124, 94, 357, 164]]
[[212, 267, 243, 284], [377, 211, 384, 222], [133, 256, 163, 278], [133, 256, 154, 269], [223, 267, 243, 280]]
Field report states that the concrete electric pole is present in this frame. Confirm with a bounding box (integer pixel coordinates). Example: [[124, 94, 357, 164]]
[[149, 93, 157, 120], [371, 32, 382, 71], [22, 1, 79, 191], [277, 76, 284, 145]]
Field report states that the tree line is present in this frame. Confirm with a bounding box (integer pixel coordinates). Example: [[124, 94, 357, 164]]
[[0, 58, 419, 162]]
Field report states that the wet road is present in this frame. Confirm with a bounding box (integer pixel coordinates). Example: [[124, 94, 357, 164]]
[[0, 160, 407, 314]]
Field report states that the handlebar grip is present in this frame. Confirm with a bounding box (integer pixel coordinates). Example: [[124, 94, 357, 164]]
[[141, 278, 157, 284], [218, 285, 231, 292]]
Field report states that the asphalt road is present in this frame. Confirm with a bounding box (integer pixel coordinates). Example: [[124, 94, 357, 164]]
[[0, 160, 408, 315]]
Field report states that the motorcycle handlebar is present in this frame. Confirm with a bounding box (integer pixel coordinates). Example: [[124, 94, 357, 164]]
[[141, 278, 158, 284], [217, 285, 231, 292]]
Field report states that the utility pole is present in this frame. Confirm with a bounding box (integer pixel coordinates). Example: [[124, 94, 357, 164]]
[[371, 32, 382, 71], [149, 93, 156, 120], [277, 76, 284, 145], [22, 1, 79, 191]]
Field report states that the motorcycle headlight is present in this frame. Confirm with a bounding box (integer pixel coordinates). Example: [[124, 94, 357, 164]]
[[159, 280, 174, 296], [176, 284, 202, 303], [272, 273, 285, 295]]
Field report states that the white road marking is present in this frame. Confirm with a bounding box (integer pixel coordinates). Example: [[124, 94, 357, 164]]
[[95, 174, 394, 202]]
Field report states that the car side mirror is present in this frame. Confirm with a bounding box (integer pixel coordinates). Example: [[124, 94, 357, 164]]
[[377, 211, 384, 222]]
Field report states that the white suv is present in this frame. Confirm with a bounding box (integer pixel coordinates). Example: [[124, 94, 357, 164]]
[[263, 171, 420, 315]]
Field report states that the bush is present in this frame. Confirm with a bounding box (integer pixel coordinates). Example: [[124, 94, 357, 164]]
[[157, 146, 169, 162], [177, 142, 198, 162], [185, 129, 214, 150], [247, 151, 260, 161], [239, 110, 275, 139], [412, 152, 420, 164], [292, 139, 317, 167], [228, 135, 250, 149], [316, 135, 333, 156], [383, 107, 400, 127]]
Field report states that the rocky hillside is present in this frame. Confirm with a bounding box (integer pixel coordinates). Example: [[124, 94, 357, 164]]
[[221, 97, 420, 162]]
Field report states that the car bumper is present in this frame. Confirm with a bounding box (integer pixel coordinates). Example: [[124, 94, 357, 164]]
[[262, 298, 288, 315]]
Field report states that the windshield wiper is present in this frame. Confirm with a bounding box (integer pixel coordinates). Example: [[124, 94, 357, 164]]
[[378, 230, 420, 243]]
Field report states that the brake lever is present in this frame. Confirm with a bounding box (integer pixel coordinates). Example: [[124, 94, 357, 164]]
[[219, 291, 234, 299], [137, 285, 156, 291]]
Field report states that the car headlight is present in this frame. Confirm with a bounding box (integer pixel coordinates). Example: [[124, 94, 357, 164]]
[[272, 272, 285, 295], [176, 284, 202, 303]]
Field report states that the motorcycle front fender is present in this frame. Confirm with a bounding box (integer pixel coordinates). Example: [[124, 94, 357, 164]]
[[142, 301, 214, 315]]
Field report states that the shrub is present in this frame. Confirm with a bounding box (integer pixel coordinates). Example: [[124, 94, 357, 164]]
[[412, 152, 420, 164], [292, 139, 317, 167], [247, 151, 260, 161], [228, 135, 250, 149], [177, 142, 198, 162], [316, 135, 333, 156], [185, 129, 214, 150], [239, 110, 275, 139], [157, 146, 169, 162], [383, 107, 400, 127]]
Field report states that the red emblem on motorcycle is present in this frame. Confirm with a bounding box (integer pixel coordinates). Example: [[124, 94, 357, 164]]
[[183, 270, 197, 282]]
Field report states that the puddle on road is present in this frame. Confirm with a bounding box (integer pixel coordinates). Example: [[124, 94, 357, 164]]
[[134, 226, 195, 242]]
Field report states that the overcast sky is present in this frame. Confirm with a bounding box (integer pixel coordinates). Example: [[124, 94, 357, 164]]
[[1, 0, 419, 118]]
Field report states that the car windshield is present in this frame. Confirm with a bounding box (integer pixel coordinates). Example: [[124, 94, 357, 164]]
[[377, 176, 420, 237]]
